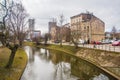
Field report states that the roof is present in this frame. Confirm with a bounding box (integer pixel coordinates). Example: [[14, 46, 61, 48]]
[[33, 30, 41, 32], [70, 12, 93, 19], [70, 12, 104, 24]]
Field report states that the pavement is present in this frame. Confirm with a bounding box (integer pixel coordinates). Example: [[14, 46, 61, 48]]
[[49, 42, 120, 52]]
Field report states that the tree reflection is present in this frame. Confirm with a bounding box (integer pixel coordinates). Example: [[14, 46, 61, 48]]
[[49, 50, 78, 80], [49, 50, 114, 80], [24, 47, 116, 80]]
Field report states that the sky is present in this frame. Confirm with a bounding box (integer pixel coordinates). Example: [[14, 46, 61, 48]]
[[22, 0, 120, 34]]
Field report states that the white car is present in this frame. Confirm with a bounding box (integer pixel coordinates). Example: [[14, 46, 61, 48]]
[[79, 39, 85, 44]]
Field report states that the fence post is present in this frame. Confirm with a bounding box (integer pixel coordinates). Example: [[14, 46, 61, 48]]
[[114, 46, 115, 52], [102, 45, 103, 50], [109, 45, 110, 51], [104, 45, 105, 51]]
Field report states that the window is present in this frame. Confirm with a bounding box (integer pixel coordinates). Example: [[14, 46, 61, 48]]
[[87, 26, 89, 29], [84, 27, 86, 29]]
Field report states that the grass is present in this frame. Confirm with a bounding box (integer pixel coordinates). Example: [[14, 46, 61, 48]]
[[0, 47, 27, 80], [39, 44, 82, 54], [23, 41, 35, 46]]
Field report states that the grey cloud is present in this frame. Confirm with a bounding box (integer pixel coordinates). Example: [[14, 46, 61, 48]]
[[22, 0, 120, 33]]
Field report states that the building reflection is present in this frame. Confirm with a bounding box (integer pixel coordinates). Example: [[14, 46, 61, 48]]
[[48, 50, 114, 80], [28, 47, 35, 62], [49, 50, 78, 80], [25, 47, 116, 80]]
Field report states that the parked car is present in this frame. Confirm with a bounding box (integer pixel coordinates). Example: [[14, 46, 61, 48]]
[[109, 40, 115, 43], [101, 39, 111, 44], [91, 41, 102, 45], [112, 41, 120, 46], [79, 39, 85, 44], [54, 40, 60, 43], [95, 41, 102, 45], [26, 39, 32, 42]]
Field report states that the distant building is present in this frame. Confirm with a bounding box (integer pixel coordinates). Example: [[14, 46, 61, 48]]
[[29, 19, 35, 31], [49, 22, 57, 33], [49, 22, 60, 41], [31, 30, 41, 41], [70, 12, 105, 43], [60, 23, 71, 42], [28, 19, 35, 40], [105, 32, 120, 40], [31, 30, 41, 38], [105, 32, 112, 39], [49, 22, 70, 42]]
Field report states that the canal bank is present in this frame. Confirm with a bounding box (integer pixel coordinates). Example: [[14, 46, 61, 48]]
[[0, 47, 28, 80], [38, 44, 120, 80]]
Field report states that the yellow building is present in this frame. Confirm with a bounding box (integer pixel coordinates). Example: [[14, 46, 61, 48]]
[[70, 12, 105, 43]]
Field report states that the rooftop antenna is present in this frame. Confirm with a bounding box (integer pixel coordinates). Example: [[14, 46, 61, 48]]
[[52, 18, 57, 22], [86, 10, 89, 14]]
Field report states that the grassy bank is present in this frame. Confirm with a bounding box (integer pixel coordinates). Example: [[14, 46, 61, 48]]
[[23, 41, 35, 46], [0, 47, 27, 80], [40, 44, 81, 54]]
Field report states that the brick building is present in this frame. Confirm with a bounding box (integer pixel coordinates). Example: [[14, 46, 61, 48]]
[[49, 22, 60, 41], [49, 22, 70, 42], [60, 23, 71, 42], [70, 12, 105, 43]]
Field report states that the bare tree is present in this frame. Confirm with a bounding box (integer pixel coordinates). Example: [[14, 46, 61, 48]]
[[0, 0, 29, 68], [111, 26, 117, 39], [0, 0, 11, 46], [44, 33, 50, 45], [70, 29, 84, 48], [59, 14, 64, 47]]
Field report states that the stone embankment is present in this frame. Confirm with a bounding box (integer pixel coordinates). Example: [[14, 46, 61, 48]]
[[76, 48, 120, 78]]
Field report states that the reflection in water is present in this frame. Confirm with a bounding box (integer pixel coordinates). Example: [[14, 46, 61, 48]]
[[21, 46, 117, 80]]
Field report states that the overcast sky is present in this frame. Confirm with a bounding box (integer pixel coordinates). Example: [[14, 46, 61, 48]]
[[22, 0, 120, 34]]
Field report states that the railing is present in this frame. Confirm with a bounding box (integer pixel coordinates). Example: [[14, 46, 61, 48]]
[[49, 42, 120, 52], [78, 44, 120, 52]]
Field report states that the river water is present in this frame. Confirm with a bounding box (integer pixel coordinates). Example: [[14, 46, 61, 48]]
[[21, 46, 117, 80]]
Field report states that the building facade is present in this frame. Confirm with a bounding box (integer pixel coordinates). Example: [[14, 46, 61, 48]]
[[49, 22, 60, 41], [29, 19, 35, 31], [49, 22, 70, 42], [28, 19, 35, 40], [70, 12, 105, 43], [31, 30, 41, 42], [60, 23, 71, 42]]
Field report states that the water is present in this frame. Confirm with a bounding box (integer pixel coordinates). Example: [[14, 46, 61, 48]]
[[21, 46, 117, 80]]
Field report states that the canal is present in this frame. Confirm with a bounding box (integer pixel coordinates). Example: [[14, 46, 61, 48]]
[[21, 46, 117, 80]]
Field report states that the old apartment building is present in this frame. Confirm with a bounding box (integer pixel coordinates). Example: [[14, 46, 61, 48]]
[[70, 12, 105, 43], [49, 22, 70, 42], [60, 23, 71, 42], [49, 22, 60, 41]]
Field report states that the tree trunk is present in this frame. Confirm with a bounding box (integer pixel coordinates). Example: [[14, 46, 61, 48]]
[[60, 41, 63, 47], [5, 46, 18, 68], [71, 37, 78, 49], [19, 41, 22, 47], [75, 44, 78, 49]]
